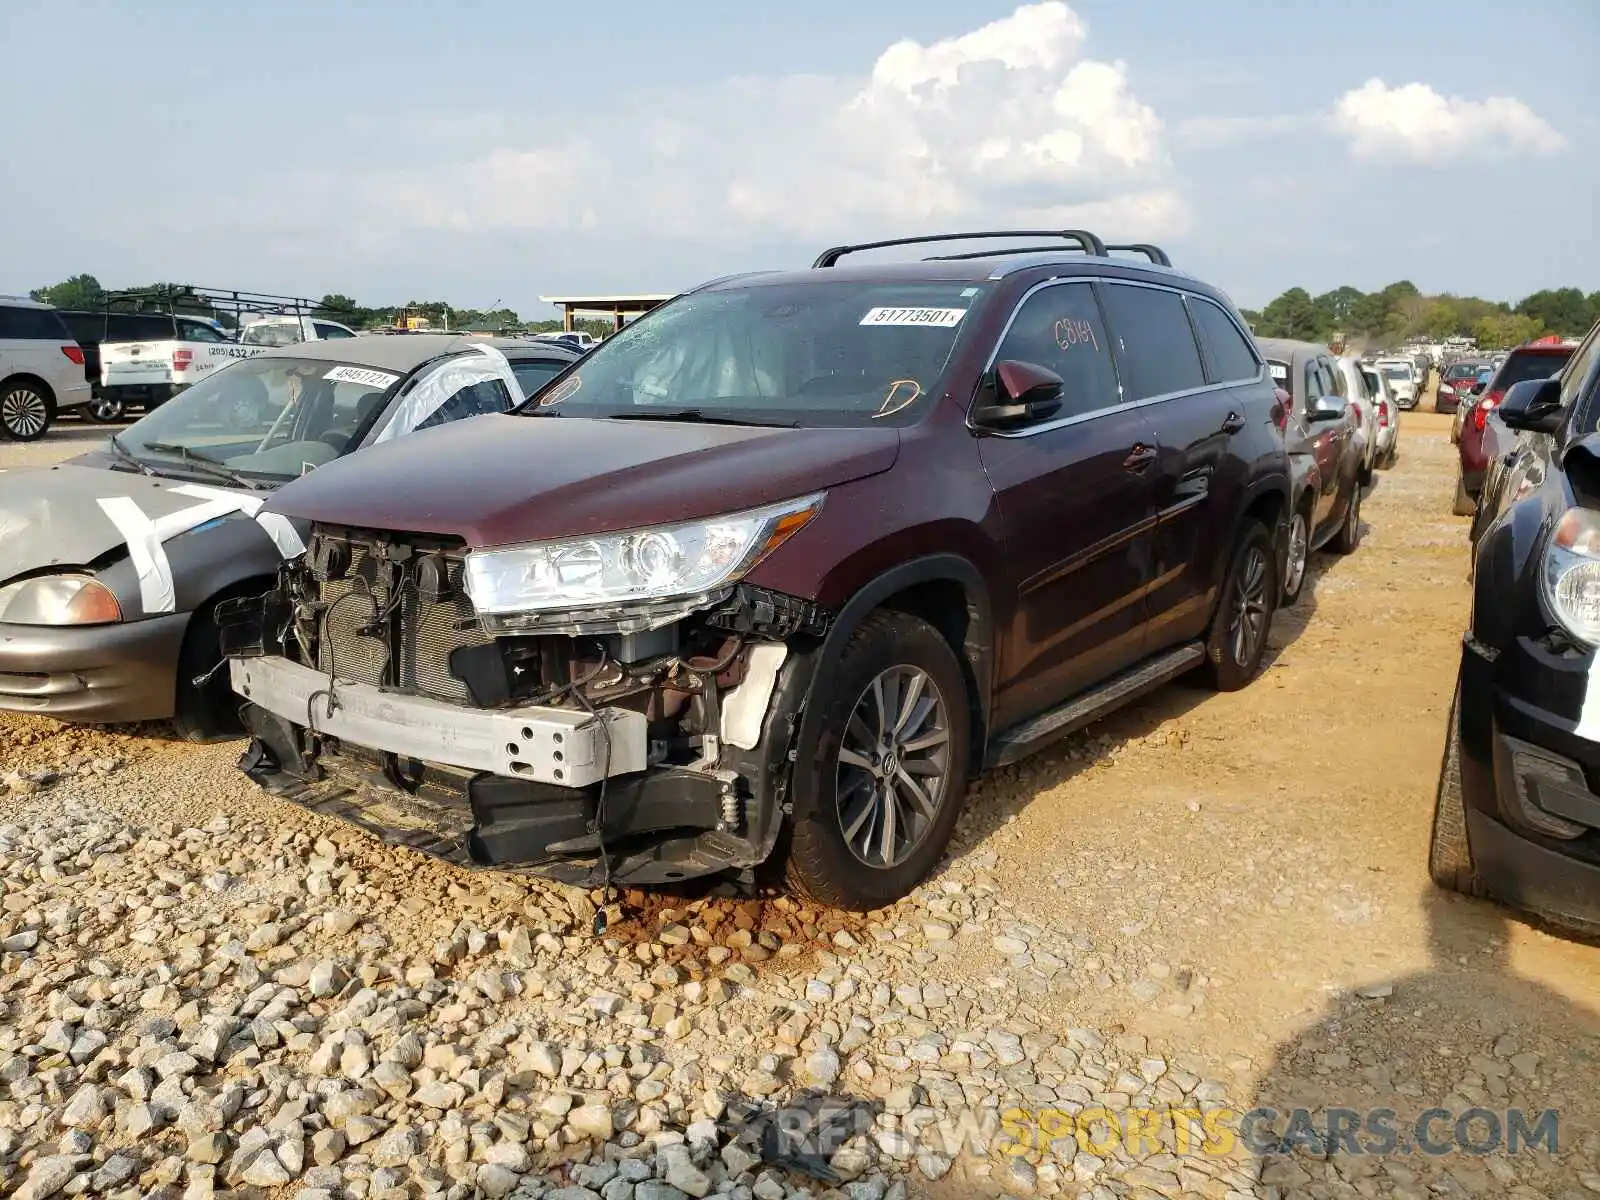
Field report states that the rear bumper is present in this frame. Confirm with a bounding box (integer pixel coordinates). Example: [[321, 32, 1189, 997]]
[[0, 614, 189, 721], [1458, 637, 1600, 931]]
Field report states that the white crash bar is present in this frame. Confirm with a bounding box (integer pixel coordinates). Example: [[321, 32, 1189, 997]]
[[230, 656, 647, 787]]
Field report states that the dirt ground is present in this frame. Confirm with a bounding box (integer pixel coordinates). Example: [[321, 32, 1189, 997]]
[[4, 400, 1600, 1196]]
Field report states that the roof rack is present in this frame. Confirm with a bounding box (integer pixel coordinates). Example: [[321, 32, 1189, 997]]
[[103, 285, 348, 321], [1104, 243, 1172, 267], [813, 229, 1109, 268]]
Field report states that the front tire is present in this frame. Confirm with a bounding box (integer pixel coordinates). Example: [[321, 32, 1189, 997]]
[[171, 603, 245, 743], [1200, 518, 1277, 692], [1429, 682, 1481, 896], [785, 611, 971, 910], [0, 379, 55, 441]]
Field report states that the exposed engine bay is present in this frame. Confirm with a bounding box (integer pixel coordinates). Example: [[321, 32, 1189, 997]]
[[219, 525, 831, 889]]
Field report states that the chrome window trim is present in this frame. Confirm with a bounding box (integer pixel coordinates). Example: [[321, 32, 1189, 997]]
[[969, 276, 1266, 440]]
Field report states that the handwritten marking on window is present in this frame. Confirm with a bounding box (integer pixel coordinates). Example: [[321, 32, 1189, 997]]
[[1054, 317, 1099, 352]]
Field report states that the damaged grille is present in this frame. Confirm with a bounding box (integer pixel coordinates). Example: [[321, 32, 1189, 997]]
[[310, 534, 494, 705]]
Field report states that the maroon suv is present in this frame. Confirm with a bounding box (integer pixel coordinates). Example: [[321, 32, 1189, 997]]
[[221, 231, 1292, 909]]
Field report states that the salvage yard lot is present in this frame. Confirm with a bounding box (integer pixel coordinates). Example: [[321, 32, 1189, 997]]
[[4, 413, 1600, 1199]]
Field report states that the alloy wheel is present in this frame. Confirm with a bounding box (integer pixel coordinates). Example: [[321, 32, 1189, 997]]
[[835, 665, 951, 869], [1285, 514, 1308, 597], [1229, 545, 1270, 666], [87, 396, 125, 423], [1, 387, 48, 438]]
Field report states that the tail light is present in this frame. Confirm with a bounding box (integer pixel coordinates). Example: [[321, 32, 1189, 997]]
[[173, 349, 194, 371], [1350, 401, 1364, 426], [61, 345, 85, 365], [1472, 390, 1504, 432], [1272, 386, 1290, 432], [1378, 403, 1391, 429]]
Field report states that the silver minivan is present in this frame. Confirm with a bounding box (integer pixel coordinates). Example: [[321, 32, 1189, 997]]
[[0, 298, 94, 440]]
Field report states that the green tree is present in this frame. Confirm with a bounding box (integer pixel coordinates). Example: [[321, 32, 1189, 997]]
[[30, 274, 107, 310], [1516, 288, 1591, 336], [1257, 288, 1322, 340], [1472, 312, 1545, 349], [1313, 286, 1364, 328]]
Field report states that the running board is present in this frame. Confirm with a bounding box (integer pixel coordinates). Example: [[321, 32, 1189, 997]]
[[984, 642, 1206, 769]]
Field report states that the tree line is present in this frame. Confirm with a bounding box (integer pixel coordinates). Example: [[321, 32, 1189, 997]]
[[1243, 282, 1598, 350], [28, 275, 612, 339]]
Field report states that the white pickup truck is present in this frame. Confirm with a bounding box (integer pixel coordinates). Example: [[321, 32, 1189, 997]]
[[97, 314, 358, 421]]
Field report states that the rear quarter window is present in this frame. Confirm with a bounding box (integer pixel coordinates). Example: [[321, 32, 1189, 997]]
[[0, 305, 72, 340], [1189, 298, 1260, 384]]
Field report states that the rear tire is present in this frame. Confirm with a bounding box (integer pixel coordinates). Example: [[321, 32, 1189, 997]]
[[1452, 469, 1475, 517], [785, 611, 971, 910], [171, 603, 244, 743], [85, 395, 126, 423], [1429, 681, 1481, 896], [1200, 518, 1277, 692], [0, 379, 55, 441], [1331, 480, 1363, 554], [1280, 508, 1310, 607]]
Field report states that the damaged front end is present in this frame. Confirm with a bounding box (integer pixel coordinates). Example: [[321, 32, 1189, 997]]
[[219, 521, 831, 889]]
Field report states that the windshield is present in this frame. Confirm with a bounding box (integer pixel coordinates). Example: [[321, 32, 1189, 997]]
[[520, 281, 988, 426], [1443, 362, 1482, 381], [119, 356, 399, 481]]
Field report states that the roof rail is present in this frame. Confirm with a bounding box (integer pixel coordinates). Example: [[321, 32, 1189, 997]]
[[813, 229, 1108, 268], [1104, 243, 1172, 267]]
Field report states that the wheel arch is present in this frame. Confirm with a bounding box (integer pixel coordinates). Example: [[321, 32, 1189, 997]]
[[812, 554, 995, 775], [0, 371, 57, 402]]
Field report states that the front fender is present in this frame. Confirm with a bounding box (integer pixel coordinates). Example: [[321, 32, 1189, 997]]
[[1470, 494, 1553, 651]]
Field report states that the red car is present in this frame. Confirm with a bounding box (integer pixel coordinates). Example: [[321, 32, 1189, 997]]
[[1454, 341, 1575, 515]]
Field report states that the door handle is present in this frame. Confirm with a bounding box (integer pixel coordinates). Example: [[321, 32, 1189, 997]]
[[1220, 411, 1246, 434], [1123, 443, 1158, 472]]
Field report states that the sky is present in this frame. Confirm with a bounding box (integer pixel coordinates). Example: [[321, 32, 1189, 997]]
[[2, 0, 1595, 318]]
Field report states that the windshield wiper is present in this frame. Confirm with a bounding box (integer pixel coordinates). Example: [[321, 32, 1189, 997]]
[[105, 433, 155, 476], [141, 441, 266, 491], [604, 409, 800, 429]]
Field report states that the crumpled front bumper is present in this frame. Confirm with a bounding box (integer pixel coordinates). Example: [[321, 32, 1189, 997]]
[[0, 614, 189, 722]]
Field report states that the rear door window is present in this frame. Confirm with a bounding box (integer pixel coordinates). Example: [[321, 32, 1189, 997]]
[[1189, 298, 1260, 385], [1098, 283, 1207, 401], [313, 321, 355, 339], [991, 281, 1120, 419]]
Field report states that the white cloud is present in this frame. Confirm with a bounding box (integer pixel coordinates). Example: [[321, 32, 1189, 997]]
[[1330, 80, 1566, 165], [320, 2, 1185, 247]]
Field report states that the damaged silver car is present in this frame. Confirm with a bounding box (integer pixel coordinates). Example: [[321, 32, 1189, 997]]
[[0, 334, 577, 736]]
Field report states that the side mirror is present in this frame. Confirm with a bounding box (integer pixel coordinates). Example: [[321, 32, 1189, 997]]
[[1499, 377, 1563, 434], [1306, 394, 1346, 423], [972, 360, 1064, 429]]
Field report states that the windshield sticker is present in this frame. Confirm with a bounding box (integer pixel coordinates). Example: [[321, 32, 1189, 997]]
[[960, 287, 979, 297], [859, 307, 967, 328], [540, 373, 582, 407], [1268, 362, 1289, 381], [1054, 317, 1100, 352], [324, 365, 401, 389], [873, 379, 923, 419]]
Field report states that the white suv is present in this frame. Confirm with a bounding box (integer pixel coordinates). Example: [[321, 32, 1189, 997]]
[[0, 298, 94, 440]]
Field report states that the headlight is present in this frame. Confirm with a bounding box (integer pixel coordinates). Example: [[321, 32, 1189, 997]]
[[0, 575, 122, 626], [1542, 509, 1600, 646], [465, 492, 825, 634]]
